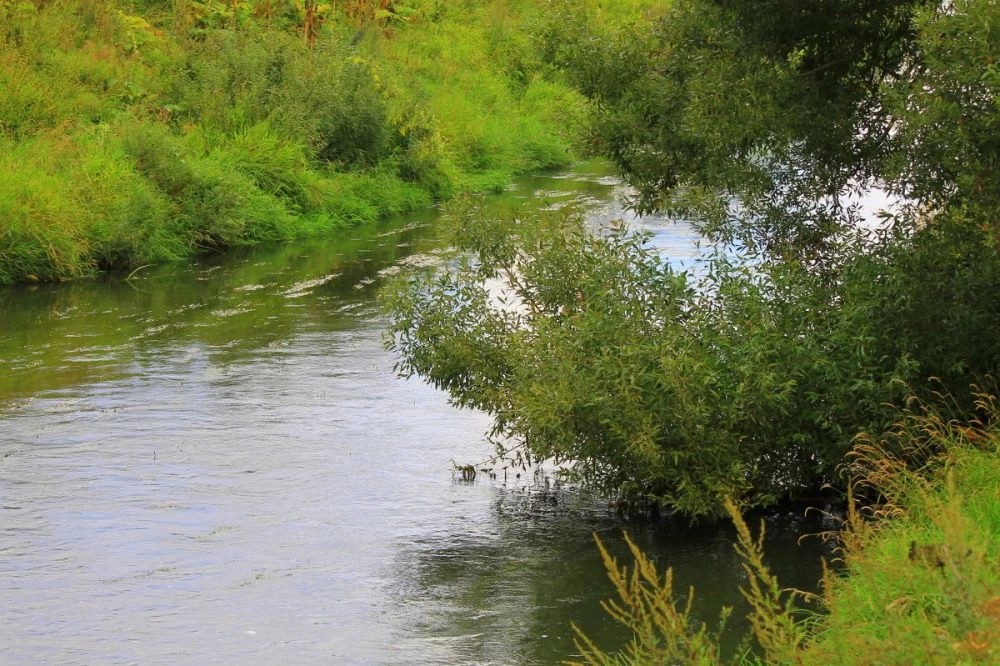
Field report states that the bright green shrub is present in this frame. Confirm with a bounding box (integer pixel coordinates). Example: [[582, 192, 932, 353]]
[[395, 119, 459, 200], [194, 122, 314, 211], [326, 169, 432, 218], [119, 121, 297, 249], [518, 78, 590, 155]]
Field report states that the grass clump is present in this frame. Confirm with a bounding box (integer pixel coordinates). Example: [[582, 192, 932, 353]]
[[806, 395, 1000, 665], [0, 141, 92, 283]]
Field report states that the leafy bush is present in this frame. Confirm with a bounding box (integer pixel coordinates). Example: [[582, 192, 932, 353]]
[[383, 0, 999, 515], [384, 193, 1000, 517], [171, 27, 393, 166], [383, 206, 801, 516]]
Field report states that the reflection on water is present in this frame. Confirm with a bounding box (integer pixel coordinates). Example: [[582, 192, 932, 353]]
[[397, 489, 835, 665], [0, 161, 829, 664]]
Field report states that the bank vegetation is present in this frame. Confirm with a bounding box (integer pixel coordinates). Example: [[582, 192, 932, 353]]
[[0, 0, 594, 284]]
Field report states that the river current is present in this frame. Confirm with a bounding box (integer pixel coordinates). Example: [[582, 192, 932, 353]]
[[0, 162, 832, 664]]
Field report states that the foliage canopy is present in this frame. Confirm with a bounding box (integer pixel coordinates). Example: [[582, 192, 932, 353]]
[[546, 0, 998, 260], [385, 0, 1000, 517]]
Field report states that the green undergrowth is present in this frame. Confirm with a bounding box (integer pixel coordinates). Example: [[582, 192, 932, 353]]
[[802, 398, 1000, 665], [0, 0, 589, 284], [572, 393, 1000, 665]]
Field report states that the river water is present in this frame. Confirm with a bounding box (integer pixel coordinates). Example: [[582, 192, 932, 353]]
[[0, 161, 834, 664]]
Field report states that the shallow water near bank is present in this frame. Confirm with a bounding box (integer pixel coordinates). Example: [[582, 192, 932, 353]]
[[0, 161, 833, 664]]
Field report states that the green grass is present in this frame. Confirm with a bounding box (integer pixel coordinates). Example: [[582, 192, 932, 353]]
[[0, 0, 589, 284], [802, 419, 1000, 665]]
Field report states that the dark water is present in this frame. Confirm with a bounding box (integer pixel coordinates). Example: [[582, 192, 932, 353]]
[[0, 161, 833, 664]]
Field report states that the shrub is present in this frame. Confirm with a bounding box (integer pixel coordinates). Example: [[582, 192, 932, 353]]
[[383, 195, 1000, 517], [170, 27, 394, 166]]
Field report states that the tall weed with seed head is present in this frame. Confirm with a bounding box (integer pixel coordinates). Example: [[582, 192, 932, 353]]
[[569, 532, 729, 665]]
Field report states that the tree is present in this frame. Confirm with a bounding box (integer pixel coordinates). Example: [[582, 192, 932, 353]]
[[552, 0, 1000, 392], [384, 0, 1000, 518], [545, 0, 997, 256]]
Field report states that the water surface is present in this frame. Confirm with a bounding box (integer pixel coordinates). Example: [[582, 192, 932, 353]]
[[0, 162, 833, 664]]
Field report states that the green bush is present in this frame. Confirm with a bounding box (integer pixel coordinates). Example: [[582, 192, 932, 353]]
[[120, 121, 300, 249], [171, 27, 394, 166], [395, 117, 459, 200], [294, 45, 394, 166], [383, 193, 1000, 517], [382, 0, 1000, 517]]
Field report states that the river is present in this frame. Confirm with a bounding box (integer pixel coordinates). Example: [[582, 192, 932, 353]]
[[0, 161, 833, 664]]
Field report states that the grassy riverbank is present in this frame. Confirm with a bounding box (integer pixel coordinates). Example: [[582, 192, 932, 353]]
[[0, 0, 589, 284], [801, 404, 999, 665], [572, 396, 1000, 664]]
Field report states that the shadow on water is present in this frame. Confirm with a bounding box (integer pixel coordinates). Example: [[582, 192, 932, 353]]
[[393, 481, 836, 665]]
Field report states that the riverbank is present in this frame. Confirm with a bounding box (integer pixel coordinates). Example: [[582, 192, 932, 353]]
[[0, 0, 589, 285], [0, 163, 831, 665], [801, 403, 999, 665], [572, 397, 1000, 665]]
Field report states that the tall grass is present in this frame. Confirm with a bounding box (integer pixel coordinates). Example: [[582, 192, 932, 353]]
[[806, 393, 1000, 665], [0, 138, 92, 283]]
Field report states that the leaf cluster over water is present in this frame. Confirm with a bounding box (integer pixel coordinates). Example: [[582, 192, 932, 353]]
[[384, 0, 1000, 518]]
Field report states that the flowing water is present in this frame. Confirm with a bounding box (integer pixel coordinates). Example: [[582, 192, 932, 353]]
[[0, 162, 834, 665]]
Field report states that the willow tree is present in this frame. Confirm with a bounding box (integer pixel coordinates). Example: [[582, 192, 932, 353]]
[[546, 0, 1000, 400], [384, 0, 1000, 518]]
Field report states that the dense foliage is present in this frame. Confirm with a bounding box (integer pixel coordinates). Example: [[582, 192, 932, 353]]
[[0, 0, 588, 284], [545, 0, 998, 259], [385, 0, 1000, 517]]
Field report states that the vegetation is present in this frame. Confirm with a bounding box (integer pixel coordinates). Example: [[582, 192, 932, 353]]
[[4, 0, 997, 660], [0, 0, 588, 284], [384, 0, 1000, 517], [570, 394, 1000, 665], [379, 1, 1000, 658]]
